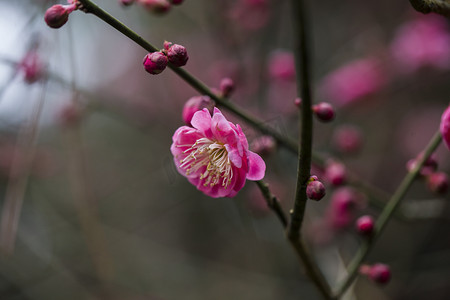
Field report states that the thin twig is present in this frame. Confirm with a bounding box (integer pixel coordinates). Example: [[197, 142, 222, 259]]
[[288, 0, 314, 240], [0, 79, 47, 254], [255, 180, 288, 228], [334, 130, 443, 298]]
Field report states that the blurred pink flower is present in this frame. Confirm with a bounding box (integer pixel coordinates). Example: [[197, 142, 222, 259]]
[[441, 105, 450, 150], [390, 14, 450, 72], [182, 95, 214, 126], [320, 58, 385, 106], [268, 50, 296, 82], [228, 0, 270, 31], [171, 108, 266, 198], [19, 50, 44, 83]]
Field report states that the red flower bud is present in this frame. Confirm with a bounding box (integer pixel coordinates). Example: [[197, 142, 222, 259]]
[[356, 215, 374, 236], [306, 179, 326, 201], [219, 77, 234, 97], [369, 263, 391, 285], [312, 102, 335, 122], [182, 96, 214, 126], [167, 44, 189, 67], [427, 172, 449, 195], [143, 52, 168, 75], [44, 4, 76, 29], [140, 0, 171, 14], [325, 160, 346, 186]]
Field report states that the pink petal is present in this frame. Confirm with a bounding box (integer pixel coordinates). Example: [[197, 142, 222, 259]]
[[191, 108, 213, 139], [225, 144, 242, 168], [211, 109, 237, 144], [246, 151, 266, 180], [441, 105, 450, 150]]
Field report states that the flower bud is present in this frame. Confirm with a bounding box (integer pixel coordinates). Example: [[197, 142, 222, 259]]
[[139, 0, 171, 14], [167, 43, 189, 67], [426, 172, 449, 195], [250, 136, 276, 157], [119, 0, 135, 6], [312, 102, 335, 122], [182, 96, 214, 126], [441, 105, 450, 150], [368, 263, 391, 285], [143, 52, 168, 75], [326, 187, 366, 230], [44, 4, 76, 29], [324, 160, 346, 186], [356, 215, 374, 236], [332, 125, 363, 154], [294, 98, 302, 107], [306, 178, 326, 201], [19, 50, 44, 84], [219, 77, 234, 97], [268, 50, 295, 81], [163, 40, 173, 50], [406, 152, 438, 176]]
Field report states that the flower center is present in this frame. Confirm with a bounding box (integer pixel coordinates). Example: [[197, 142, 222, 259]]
[[180, 137, 233, 188]]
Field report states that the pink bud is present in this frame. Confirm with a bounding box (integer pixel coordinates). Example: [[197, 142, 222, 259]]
[[356, 215, 374, 236], [441, 105, 450, 150], [19, 50, 44, 84], [294, 98, 302, 107], [406, 152, 438, 176], [324, 160, 346, 186], [427, 172, 449, 195], [163, 40, 173, 50], [312, 102, 335, 122], [306, 179, 326, 201], [44, 4, 76, 29], [119, 0, 135, 6], [332, 125, 363, 154], [139, 0, 171, 14], [170, 0, 184, 4], [167, 44, 189, 67], [182, 96, 214, 126], [327, 187, 366, 230], [368, 263, 391, 285], [143, 52, 168, 75], [268, 51, 295, 81], [250, 136, 276, 157], [219, 77, 234, 97]]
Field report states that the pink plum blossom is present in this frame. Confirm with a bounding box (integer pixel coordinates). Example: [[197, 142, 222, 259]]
[[441, 105, 450, 150], [320, 58, 385, 106], [171, 108, 266, 198], [182, 95, 214, 126], [390, 14, 450, 72]]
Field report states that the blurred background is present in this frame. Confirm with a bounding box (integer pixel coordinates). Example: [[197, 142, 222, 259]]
[[0, 0, 449, 299]]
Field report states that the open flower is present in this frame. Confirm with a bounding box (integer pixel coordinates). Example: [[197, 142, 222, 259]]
[[170, 108, 266, 198]]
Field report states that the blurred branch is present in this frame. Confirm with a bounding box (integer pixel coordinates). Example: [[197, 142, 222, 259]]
[[61, 25, 116, 295], [334, 130, 443, 298], [0, 78, 47, 254], [409, 0, 450, 17]]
